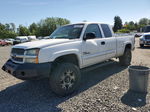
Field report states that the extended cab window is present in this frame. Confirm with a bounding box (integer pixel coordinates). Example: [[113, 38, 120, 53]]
[[101, 24, 112, 37], [84, 24, 102, 38]]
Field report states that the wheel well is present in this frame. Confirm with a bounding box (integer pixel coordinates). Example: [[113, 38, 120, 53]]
[[125, 44, 131, 50], [53, 54, 79, 67]]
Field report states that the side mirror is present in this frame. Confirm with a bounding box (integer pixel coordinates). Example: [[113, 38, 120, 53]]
[[83, 32, 96, 41]]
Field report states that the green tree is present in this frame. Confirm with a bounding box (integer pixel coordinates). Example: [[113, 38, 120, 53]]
[[134, 22, 138, 30], [1, 31, 17, 39], [126, 21, 136, 31], [139, 18, 149, 26], [0, 23, 17, 39], [18, 25, 30, 36], [137, 18, 150, 32], [10, 23, 16, 32], [29, 23, 38, 35], [113, 16, 123, 32], [36, 17, 70, 36], [5, 23, 10, 31], [0, 23, 5, 30]]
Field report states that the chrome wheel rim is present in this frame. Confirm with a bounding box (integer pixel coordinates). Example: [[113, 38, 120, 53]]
[[60, 70, 76, 90]]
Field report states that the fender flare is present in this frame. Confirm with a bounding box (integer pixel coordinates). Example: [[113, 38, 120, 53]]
[[50, 49, 82, 68]]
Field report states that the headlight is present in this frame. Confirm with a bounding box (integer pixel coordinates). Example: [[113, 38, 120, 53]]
[[26, 49, 39, 56], [24, 48, 40, 63]]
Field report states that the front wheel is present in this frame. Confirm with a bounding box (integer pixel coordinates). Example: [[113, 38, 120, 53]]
[[49, 62, 81, 96], [119, 48, 132, 66]]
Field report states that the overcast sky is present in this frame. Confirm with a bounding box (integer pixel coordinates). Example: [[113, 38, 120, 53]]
[[0, 0, 149, 27]]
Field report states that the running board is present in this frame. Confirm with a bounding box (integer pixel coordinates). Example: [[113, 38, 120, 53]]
[[81, 60, 115, 73]]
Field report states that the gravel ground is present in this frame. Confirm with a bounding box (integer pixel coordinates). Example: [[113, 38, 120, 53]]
[[0, 38, 150, 112]]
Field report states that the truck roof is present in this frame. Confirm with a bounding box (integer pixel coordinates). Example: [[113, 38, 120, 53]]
[[64, 22, 109, 26]]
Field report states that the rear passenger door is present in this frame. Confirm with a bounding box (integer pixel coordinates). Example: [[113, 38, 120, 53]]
[[101, 24, 117, 59]]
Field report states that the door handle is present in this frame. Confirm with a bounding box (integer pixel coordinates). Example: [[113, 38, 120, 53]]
[[101, 41, 105, 45], [83, 52, 90, 55]]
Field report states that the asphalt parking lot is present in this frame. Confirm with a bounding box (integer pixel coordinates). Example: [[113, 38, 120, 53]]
[[0, 38, 150, 112]]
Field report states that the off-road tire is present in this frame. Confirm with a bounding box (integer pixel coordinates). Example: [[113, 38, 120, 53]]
[[49, 62, 81, 96], [119, 48, 132, 66]]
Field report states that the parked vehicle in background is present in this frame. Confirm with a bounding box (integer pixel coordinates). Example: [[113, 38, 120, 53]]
[[135, 25, 150, 38], [37, 36, 43, 40], [139, 33, 150, 47], [37, 36, 49, 40], [2, 22, 135, 96], [4, 38, 14, 45], [13, 36, 29, 45], [0, 39, 8, 46], [142, 25, 150, 33], [27, 36, 36, 41]]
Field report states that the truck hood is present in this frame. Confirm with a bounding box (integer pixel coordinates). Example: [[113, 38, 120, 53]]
[[13, 39, 75, 49]]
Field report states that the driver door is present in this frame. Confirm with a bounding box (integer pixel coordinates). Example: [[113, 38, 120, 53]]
[[82, 24, 107, 68]]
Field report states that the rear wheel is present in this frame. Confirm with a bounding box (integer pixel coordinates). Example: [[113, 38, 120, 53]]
[[49, 62, 81, 96], [119, 48, 132, 66]]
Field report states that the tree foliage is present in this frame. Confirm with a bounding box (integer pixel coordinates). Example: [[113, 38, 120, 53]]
[[124, 21, 136, 31], [0, 23, 17, 39], [18, 25, 30, 36], [36, 17, 70, 36], [117, 29, 130, 33], [123, 18, 150, 32], [0, 17, 70, 39], [113, 16, 123, 32], [29, 23, 38, 35], [10, 23, 16, 32], [139, 18, 149, 26]]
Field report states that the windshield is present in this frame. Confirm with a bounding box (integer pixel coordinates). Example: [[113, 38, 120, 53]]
[[50, 24, 84, 39]]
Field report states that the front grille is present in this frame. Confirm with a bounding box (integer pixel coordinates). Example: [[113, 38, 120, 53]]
[[145, 35, 150, 40], [11, 48, 25, 63], [12, 56, 23, 62], [11, 48, 25, 55]]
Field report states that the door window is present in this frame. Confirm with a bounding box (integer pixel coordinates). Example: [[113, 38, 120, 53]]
[[101, 24, 112, 37], [84, 24, 102, 38]]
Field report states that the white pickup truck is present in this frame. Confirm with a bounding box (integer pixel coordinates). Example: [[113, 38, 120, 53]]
[[2, 22, 135, 96]]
